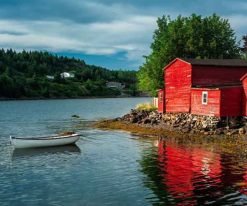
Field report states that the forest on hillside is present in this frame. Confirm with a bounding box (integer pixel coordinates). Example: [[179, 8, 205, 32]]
[[0, 49, 138, 99]]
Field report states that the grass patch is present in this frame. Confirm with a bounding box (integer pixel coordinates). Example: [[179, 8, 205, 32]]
[[135, 103, 157, 111]]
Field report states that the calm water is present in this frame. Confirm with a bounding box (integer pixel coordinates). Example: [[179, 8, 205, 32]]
[[1, 98, 247, 206]]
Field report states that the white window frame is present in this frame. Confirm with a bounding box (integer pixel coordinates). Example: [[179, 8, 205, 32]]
[[202, 91, 208, 105]]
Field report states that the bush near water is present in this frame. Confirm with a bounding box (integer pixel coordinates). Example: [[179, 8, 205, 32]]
[[135, 103, 157, 111]]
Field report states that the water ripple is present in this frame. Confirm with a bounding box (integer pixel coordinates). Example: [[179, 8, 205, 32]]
[[1, 99, 247, 205]]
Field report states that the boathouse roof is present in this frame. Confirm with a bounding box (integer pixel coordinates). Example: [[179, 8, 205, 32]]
[[181, 58, 247, 67]]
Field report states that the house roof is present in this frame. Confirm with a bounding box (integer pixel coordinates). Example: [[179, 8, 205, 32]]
[[181, 58, 247, 67], [192, 84, 242, 89], [240, 73, 247, 81]]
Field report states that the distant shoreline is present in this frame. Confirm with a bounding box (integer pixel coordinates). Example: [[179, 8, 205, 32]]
[[0, 95, 150, 101]]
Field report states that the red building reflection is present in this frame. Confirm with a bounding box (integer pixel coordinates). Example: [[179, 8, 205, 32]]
[[157, 139, 247, 205], [157, 140, 247, 205]]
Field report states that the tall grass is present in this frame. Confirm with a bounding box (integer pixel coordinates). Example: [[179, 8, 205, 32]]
[[135, 103, 157, 111]]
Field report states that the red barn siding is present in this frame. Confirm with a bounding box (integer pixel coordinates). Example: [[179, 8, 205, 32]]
[[192, 66, 247, 86], [161, 145, 195, 201], [191, 87, 242, 117], [220, 87, 242, 117], [158, 141, 222, 203], [165, 59, 192, 113], [191, 88, 221, 116], [157, 89, 165, 113], [159, 58, 247, 116], [242, 76, 247, 116]]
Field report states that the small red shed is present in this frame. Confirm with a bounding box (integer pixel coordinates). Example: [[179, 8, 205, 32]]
[[191, 86, 242, 117], [241, 74, 247, 116], [157, 89, 165, 113], [158, 58, 247, 117]]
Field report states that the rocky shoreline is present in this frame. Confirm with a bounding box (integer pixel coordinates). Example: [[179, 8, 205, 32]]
[[113, 110, 247, 136]]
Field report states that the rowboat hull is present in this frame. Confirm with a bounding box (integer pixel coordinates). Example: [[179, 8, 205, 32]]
[[10, 134, 80, 149]]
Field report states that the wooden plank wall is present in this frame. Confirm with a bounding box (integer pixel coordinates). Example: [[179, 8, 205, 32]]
[[157, 89, 165, 113], [220, 87, 242, 117], [191, 89, 221, 116], [165, 59, 192, 113], [192, 66, 247, 86], [242, 78, 247, 116]]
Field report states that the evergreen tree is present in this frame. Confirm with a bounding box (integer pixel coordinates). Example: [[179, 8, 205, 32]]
[[241, 35, 247, 59]]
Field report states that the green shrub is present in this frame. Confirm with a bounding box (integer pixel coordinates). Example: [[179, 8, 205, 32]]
[[135, 103, 157, 111]]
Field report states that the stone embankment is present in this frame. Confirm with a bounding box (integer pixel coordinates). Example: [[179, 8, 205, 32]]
[[115, 110, 247, 136]]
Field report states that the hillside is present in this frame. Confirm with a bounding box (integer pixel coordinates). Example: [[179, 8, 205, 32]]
[[0, 49, 138, 99]]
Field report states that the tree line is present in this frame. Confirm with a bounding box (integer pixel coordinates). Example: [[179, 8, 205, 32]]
[[0, 49, 137, 98], [138, 13, 247, 96]]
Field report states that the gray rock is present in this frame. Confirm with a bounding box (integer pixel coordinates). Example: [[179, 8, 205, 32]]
[[130, 117, 138, 123], [239, 127, 245, 135], [143, 118, 151, 124]]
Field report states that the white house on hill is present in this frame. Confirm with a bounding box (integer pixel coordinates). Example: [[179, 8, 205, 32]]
[[60, 72, 75, 78], [106, 81, 125, 89]]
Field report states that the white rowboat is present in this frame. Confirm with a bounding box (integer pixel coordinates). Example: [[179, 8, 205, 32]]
[[10, 133, 80, 149]]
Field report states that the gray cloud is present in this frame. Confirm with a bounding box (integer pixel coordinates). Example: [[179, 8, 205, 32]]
[[0, 0, 136, 23], [0, 31, 27, 36], [2, 0, 245, 23], [0, 0, 246, 69]]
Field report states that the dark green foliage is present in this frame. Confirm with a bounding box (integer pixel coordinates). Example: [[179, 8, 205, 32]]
[[0, 49, 137, 98], [138, 14, 241, 96], [241, 35, 247, 59], [242, 35, 247, 52]]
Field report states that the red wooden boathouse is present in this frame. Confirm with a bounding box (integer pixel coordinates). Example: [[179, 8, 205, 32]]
[[158, 58, 247, 117]]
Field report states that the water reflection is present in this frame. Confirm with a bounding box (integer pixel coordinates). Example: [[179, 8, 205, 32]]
[[12, 145, 81, 160], [141, 138, 247, 205]]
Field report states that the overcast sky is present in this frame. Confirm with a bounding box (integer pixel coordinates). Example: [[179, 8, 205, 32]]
[[0, 0, 246, 70]]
